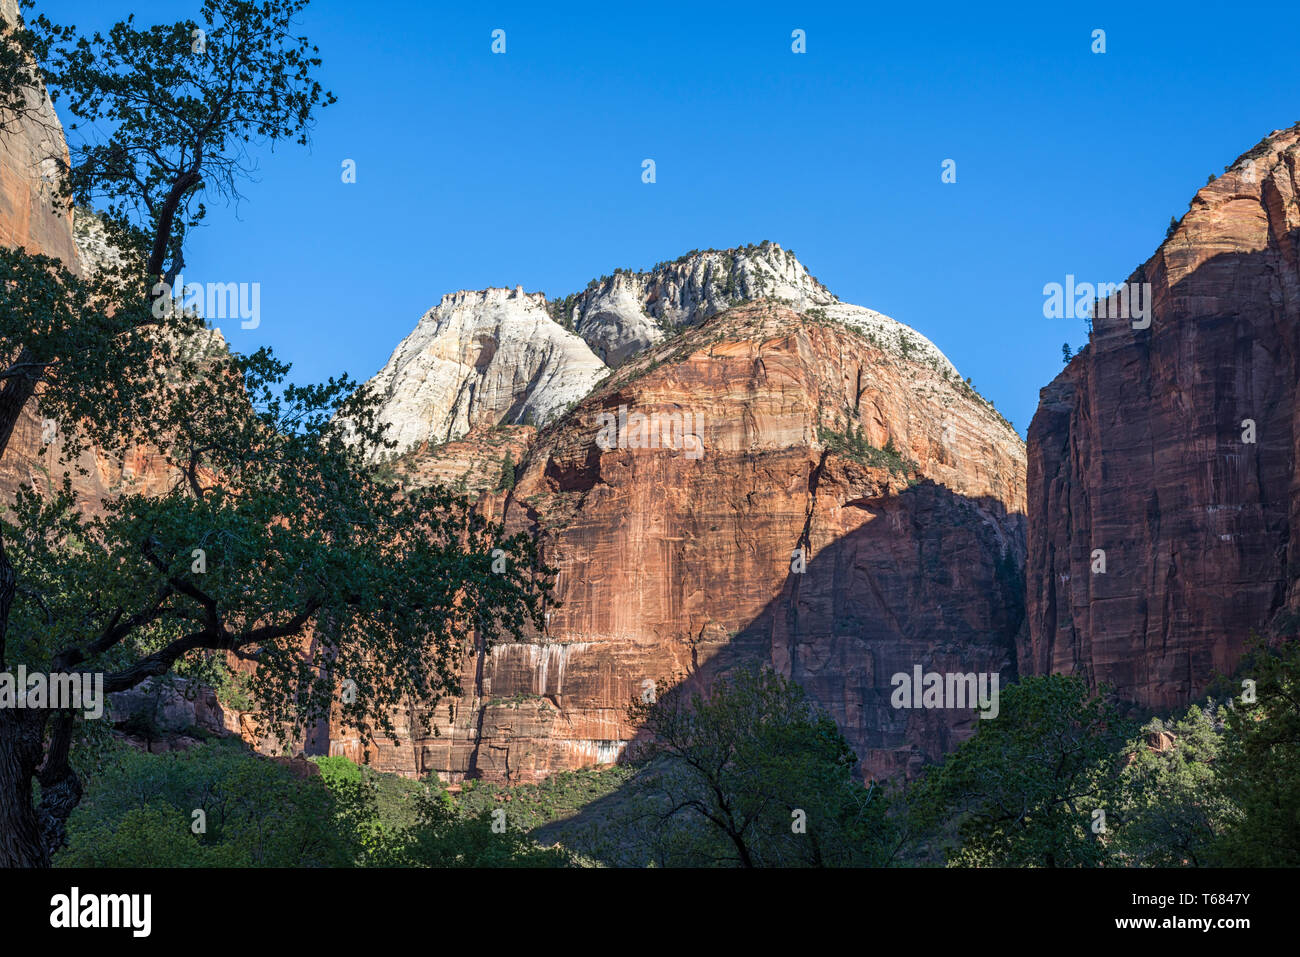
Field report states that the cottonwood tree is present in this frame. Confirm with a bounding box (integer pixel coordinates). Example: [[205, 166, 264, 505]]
[[626, 665, 900, 867], [22, 0, 336, 284], [0, 0, 551, 868], [0, 1, 46, 134], [913, 674, 1135, 867]]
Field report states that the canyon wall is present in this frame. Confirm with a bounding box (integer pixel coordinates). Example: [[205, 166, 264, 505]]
[[1025, 124, 1300, 711], [0, 10, 1029, 786], [0, 5, 137, 508], [330, 296, 1026, 782]]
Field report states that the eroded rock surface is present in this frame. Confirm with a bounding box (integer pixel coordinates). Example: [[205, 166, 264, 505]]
[[1025, 124, 1300, 712], [336, 301, 1026, 782]]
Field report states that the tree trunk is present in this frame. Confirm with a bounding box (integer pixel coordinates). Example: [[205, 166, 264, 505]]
[[0, 349, 38, 461], [0, 710, 50, 868], [36, 711, 81, 857]]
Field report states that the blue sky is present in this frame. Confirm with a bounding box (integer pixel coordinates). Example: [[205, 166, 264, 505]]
[[43, 0, 1300, 436]]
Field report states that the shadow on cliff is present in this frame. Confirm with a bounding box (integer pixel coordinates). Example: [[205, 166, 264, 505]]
[[532, 478, 1026, 860]]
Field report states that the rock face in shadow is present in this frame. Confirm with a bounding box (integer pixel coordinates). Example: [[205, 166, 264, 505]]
[[1025, 124, 1300, 712], [0, 11, 190, 512], [333, 301, 1026, 782]]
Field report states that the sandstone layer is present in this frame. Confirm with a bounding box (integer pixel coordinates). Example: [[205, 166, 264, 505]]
[[360, 287, 608, 460], [1025, 124, 1300, 712], [332, 300, 1027, 782], [0, 0, 77, 268]]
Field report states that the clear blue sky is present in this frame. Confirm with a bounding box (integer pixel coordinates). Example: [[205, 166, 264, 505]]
[[43, 0, 1300, 436]]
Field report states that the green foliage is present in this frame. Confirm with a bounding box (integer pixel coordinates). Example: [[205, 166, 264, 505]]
[[1213, 637, 1300, 866], [3, 347, 554, 754], [546, 293, 580, 331], [0, 244, 164, 467], [1115, 704, 1231, 866], [0, 4, 46, 134], [56, 739, 355, 867], [817, 422, 916, 478], [27, 0, 336, 278], [496, 451, 516, 492], [913, 675, 1135, 867], [311, 755, 423, 838], [456, 765, 634, 832], [374, 783, 573, 867], [619, 665, 902, 867]]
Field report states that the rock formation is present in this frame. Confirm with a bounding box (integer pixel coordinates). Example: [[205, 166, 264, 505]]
[[0, 7, 1031, 786], [359, 287, 607, 460], [0, 0, 77, 269], [558, 242, 837, 366], [357, 244, 944, 465], [1025, 123, 1300, 713], [335, 295, 1027, 782]]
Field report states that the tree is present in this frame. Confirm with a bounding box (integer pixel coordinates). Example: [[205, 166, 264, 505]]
[[24, 0, 335, 285], [1213, 636, 1300, 866], [0, 0, 553, 867], [625, 664, 900, 867], [1061, 343, 1073, 363], [496, 452, 515, 493], [914, 674, 1135, 867], [376, 783, 571, 868], [57, 738, 356, 867], [1114, 704, 1232, 866], [0, 2, 48, 134]]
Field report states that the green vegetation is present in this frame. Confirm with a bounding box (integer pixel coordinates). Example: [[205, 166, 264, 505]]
[[57, 739, 356, 867], [912, 675, 1135, 867], [817, 423, 917, 477], [0, 0, 552, 868], [1212, 636, 1300, 866], [50, 634, 1300, 867], [546, 292, 581, 331], [906, 636, 1300, 868], [57, 739, 585, 868], [603, 665, 903, 867], [456, 765, 635, 832], [497, 451, 516, 492], [1114, 705, 1228, 866]]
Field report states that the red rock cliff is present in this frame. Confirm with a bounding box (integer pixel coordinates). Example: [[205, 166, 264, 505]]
[[332, 301, 1027, 782], [1025, 124, 1300, 711]]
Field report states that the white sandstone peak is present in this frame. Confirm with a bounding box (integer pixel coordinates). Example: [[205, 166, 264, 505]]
[[563, 242, 838, 366], [360, 243, 967, 463], [361, 284, 607, 461]]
